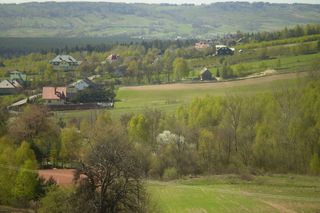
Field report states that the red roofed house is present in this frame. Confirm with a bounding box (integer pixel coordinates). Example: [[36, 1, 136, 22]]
[[42, 87, 67, 105], [107, 54, 119, 63], [195, 42, 210, 49]]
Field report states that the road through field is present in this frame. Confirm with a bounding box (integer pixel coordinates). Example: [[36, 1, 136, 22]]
[[120, 72, 307, 91]]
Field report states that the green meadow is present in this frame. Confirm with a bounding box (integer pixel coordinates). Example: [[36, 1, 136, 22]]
[[56, 73, 304, 120], [148, 175, 320, 213]]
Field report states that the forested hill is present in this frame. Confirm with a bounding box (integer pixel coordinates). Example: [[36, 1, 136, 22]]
[[0, 2, 320, 38]]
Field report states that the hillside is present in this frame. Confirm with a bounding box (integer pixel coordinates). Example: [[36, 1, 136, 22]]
[[0, 2, 320, 38]]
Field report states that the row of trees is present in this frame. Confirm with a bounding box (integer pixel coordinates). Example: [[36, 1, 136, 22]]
[[245, 24, 320, 42]]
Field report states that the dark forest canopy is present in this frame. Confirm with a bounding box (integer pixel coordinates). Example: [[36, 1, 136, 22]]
[[0, 37, 196, 57]]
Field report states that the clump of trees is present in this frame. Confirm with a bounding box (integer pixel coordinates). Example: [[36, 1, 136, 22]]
[[0, 139, 56, 207], [123, 73, 320, 177], [36, 114, 152, 213], [0, 104, 152, 211]]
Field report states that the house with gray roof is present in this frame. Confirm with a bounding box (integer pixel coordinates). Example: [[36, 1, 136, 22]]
[[0, 79, 22, 95], [69, 78, 96, 91], [10, 71, 27, 82], [50, 55, 81, 71], [200, 68, 216, 81]]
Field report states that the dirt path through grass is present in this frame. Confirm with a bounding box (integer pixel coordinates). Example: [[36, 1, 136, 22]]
[[261, 200, 297, 213], [120, 72, 307, 91]]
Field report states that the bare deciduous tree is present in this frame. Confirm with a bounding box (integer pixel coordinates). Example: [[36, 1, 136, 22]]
[[72, 125, 147, 213]]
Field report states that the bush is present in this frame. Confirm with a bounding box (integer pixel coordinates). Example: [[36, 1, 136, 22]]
[[37, 186, 72, 213], [163, 167, 178, 181]]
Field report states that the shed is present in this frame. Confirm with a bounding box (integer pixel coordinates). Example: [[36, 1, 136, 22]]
[[200, 68, 216, 81]]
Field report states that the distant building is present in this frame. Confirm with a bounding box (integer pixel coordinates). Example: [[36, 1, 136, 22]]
[[200, 68, 216, 81], [10, 71, 27, 83], [195, 42, 210, 49], [42, 87, 67, 104], [69, 78, 95, 91], [0, 79, 22, 95], [50, 55, 81, 71], [107, 54, 120, 63], [215, 45, 235, 56]]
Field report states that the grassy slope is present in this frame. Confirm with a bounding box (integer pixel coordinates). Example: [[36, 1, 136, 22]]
[[56, 73, 303, 120], [0, 2, 319, 38], [148, 175, 320, 213]]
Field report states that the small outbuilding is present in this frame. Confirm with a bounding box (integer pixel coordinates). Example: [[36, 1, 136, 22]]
[[200, 68, 216, 81]]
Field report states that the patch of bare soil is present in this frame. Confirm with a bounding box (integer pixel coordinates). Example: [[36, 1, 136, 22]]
[[38, 169, 75, 186]]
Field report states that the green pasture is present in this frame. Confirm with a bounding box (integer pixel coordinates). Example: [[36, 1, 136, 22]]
[[55, 75, 303, 120], [230, 52, 320, 76], [148, 175, 320, 213], [188, 49, 320, 76], [237, 34, 320, 49]]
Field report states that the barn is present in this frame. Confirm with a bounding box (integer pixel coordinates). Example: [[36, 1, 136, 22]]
[[200, 68, 216, 81]]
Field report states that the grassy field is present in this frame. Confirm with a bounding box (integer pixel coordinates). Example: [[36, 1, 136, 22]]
[[188, 48, 320, 76], [148, 175, 320, 213], [55, 72, 305, 120]]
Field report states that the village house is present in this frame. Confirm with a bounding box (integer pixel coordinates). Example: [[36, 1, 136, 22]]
[[0, 79, 22, 95], [215, 45, 235, 56], [195, 42, 210, 49], [200, 68, 217, 81], [10, 71, 27, 83], [69, 78, 96, 91], [42, 87, 68, 105], [50, 55, 81, 71], [106, 54, 120, 63]]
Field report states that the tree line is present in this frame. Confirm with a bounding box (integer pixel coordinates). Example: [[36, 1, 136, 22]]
[[244, 24, 320, 42]]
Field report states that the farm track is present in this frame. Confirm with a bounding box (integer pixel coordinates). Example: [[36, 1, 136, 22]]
[[120, 72, 307, 91]]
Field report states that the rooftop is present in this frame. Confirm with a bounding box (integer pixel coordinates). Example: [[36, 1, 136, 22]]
[[51, 55, 79, 63], [42, 87, 67, 100]]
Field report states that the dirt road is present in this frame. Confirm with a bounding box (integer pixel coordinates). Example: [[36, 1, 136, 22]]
[[120, 72, 306, 91]]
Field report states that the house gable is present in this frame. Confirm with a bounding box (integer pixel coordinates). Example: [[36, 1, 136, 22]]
[[0, 80, 15, 88], [50, 55, 81, 71]]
